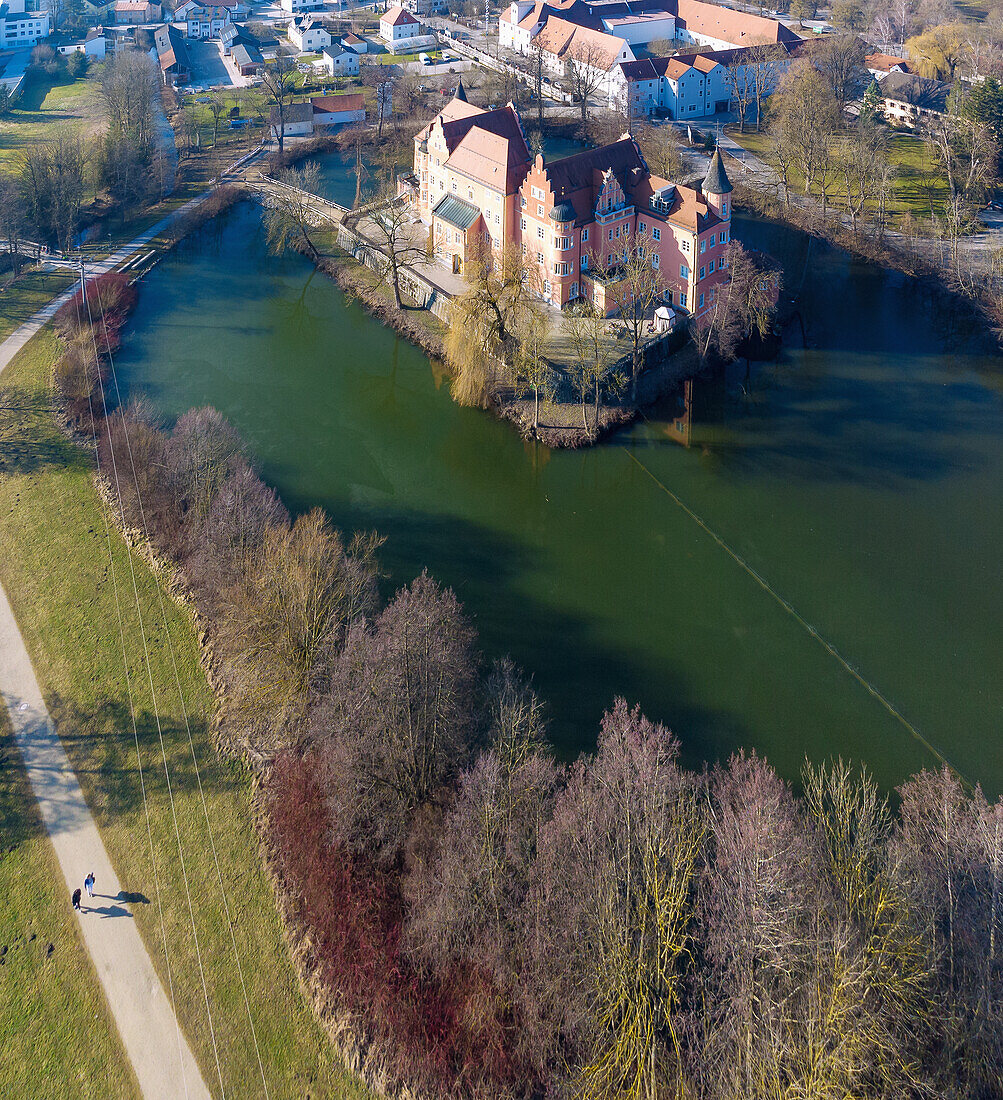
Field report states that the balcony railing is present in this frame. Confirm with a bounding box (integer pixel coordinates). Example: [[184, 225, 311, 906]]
[[594, 205, 633, 225]]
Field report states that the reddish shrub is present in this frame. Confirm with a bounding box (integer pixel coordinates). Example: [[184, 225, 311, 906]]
[[264, 752, 535, 1098], [54, 272, 138, 356]]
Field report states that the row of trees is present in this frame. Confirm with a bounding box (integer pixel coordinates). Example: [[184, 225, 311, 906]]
[[55, 305, 1003, 1095], [444, 233, 778, 435], [763, 47, 1000, 247], [0, 50, 173, 254], [56, 274, 1003, 1100]]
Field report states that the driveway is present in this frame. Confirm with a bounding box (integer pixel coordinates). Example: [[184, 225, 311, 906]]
[[186, 38, 234, 90]]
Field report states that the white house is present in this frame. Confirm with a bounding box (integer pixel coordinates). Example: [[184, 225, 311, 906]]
[[279, 0, 324, 13], [0, 0, 50, 48], [288, 14, 330, 51], [532, 16, 635, 104], [618, 42, 795, 118], [881, 71, 950, 128], [865, 52, 911, 80], [271, 99, 314, 139], [379, 4, 419, 45], [175, 1, 232, 37], [311, 92, 365, 124], [320, 42, 359, 75], [57, 26, 107, 58], [341, 31, 367, 52]]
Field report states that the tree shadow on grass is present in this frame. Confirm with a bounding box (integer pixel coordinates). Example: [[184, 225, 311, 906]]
[[0, 386, 92, 478], [46, 694, 243, 825]]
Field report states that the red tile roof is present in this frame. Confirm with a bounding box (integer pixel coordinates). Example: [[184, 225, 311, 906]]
[[311, 93, 365, 113], [381, 4, 418, 26]]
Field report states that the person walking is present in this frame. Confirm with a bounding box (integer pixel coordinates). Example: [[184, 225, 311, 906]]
[[72, 888, 82, 911], [84, 872, 95, 899]]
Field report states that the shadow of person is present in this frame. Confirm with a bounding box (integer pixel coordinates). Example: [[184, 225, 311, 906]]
[[88, 904, 134, 919], [117, 891, 150, 905]]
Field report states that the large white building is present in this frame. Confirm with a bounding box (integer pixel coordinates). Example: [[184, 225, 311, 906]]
[[288, 13, 330, 51], [0, 0, 50, 49], [501, 0, 802, 116]]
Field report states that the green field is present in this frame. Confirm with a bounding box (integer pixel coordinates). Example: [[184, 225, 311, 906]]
[[0, 711, 139, 1099], [0, 331, 373, 1098], [0, 71, 105, 167], [0, 269, 75, 343], [728, 125, 952, 230]]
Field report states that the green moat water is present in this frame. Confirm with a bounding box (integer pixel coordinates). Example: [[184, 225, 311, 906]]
[[115, 202, 1003, 792]]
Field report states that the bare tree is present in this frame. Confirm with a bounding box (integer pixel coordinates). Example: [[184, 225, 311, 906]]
[[0, 175, 29, 274], [724, 57, 756, 133], [589, 230, 662, 401], [633, 121, 683, 179], [531, 701, 704, 1100], [101, 50, 159, 149], [360, 184, 431, 309], [527, 42, 546, 127], [837, 120, 887, 232], [694, 242, 779, 362], [361, 63, 396, 139], [264, 160, 326, 261], [768, 60, 841, 203], [696, 752, 815, 1100], [811, 33, 868, 108], [317, 572, 479, 864], [260, 55, 298, 154], [19, 136, 87, 251], [564, 299, 618, 431], [219, 509, 381, 755], [512, 316, 555, 435], [564, 38, 613, 123], [207, 91, 227, 148], [748, 41, 785, 131], [404, 661, 560, 999]]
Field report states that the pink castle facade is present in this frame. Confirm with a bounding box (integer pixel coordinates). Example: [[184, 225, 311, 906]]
[[402, 84, 733, 318]]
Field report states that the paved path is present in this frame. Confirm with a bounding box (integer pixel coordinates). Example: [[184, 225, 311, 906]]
[[0, 587, 213, 1100], [0, 191, 234, 1100]]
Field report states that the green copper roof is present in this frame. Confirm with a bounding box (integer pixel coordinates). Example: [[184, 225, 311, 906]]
[[432, 193, 481, 231]]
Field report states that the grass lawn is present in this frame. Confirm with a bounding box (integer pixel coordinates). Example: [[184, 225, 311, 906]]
[[0, 71, 105, 168], [0, 710, 139, 1099], [0, 269, 76, 343], [0, 331, 374, 1099], [727, 124, 951, 230]]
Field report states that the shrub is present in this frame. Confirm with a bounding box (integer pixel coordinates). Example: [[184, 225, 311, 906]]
[[315, 572, 480, 865]]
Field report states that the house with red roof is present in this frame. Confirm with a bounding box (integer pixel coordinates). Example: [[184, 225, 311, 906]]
[[402, 85, 733, 317], [380, 4, 419, 44], [501, 0, 800, 110], [617, 40, 801, 118], [865, 52, 911, 80]]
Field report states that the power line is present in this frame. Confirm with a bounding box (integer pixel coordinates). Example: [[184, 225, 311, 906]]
[[621, 443, 969, 784], [79, 266, 228, 1099], [73, 266, 192, 1100], [90, 271, 270, 1098]]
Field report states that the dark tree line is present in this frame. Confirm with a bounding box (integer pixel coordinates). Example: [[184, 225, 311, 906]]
[[55, 292, 1003, 1099]]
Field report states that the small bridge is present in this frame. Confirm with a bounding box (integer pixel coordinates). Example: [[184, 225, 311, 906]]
[[245, 174, 351, 228]]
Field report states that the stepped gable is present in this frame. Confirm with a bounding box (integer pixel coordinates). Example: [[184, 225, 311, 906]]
[[538, 137, 647, 225]]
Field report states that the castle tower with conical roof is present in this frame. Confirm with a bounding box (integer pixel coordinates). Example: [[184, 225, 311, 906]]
[[701, 147, 733, 220], [454, 77, 468, 102]]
